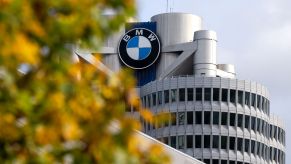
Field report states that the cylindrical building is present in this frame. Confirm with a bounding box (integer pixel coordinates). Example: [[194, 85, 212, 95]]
[[79, 12, 286, 164], [193, 30, 217, 77], [140, 77, 286, 164], [151, 13, 202, 78]]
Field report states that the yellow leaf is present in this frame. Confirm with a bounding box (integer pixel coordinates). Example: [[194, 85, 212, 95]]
[[62, 120, 83, 140], [140, 109, 153, 123], [10, 34, 40, 65]]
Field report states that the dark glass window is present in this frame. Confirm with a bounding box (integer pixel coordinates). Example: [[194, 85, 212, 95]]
[[251, 116, 256, 132], [280, 129, 283, 144], [230, 113, 236, 126], [229, 137, 235, 150], [162, 113, 168, 127], [204, 111, 211, 124], [257, 95, 261, 109], [245, 139, 250, 153], [204, 88, 211, 101], [147, 95, 151, 107], [179, 88, 185, 102], [264, 145, 267, 160], [158, 91, 163, 105], [263, 123, 266, 135], [221, 160, 227, 164], [196, 88, 202, 101], [170, 136, 176, 148], [171, 89, 177, 103], [273, 147, 277, 161], [213, 135, 219, 148], [237, 138, 243, 152], [203, 159, 210, 164], [280, 128, 282, 143], [257, 118, 261, 132], [278, 127, 281, 141], [262, 97, 265, 111], [178, 112, 185, 125], [230, 89, 236, 103], [212, 159, 219, 164], [269, 147, 272, 160], [238, 91, 243, 105], [245, 92, 250, 106], [164, 90, 169, 103], [178, 135, 184, 149], [257, 142, 261, 157], [221, 112, 228, 125], [222, 89, 228, 102], [171, 113, 176, 126], [147, 122, 151, 131], [142, 96, 146, 107], [266, 122, 269, 137], [274, 126, 277, 139], [251, 93, 256, 107], [187, 88, 193, 101], [265, 98, 268, 113], [195, 135, 201, 148], [245, 115, 250, 129], [270, 125, 273, 138], [162, 137, 168, 145], [251, 140, 256, 154], [238, 114, 243, 128], [266, 125, 269, 137], [221, 136, 227, 149], [213, 112, 219, 125], [152, 93, 156, 106], [204, 135, 210, 148], [187, 112, 193, 124], [195, 111, 202, 124], [229, 161, 235, 164], [186, 135, 193, 148], [141, 97, 145, 107], [213, 88, 219, 101]]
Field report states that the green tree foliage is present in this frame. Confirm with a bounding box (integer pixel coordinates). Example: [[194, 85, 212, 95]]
[[0, 0, 170, 163]]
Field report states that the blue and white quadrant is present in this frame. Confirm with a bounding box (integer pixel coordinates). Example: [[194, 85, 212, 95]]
[[126, 36, 152, 60]]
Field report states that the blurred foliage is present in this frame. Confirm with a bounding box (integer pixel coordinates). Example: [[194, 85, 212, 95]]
[[0, 0, 170, 163]]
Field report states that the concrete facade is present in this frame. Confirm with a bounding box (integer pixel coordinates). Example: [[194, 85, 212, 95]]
[[139, 77, 285, 164]]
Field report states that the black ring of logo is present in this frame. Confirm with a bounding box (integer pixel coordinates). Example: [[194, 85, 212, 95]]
[[118, 28, 160, 69]]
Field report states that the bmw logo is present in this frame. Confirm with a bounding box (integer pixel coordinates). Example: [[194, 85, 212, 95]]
[[118, 28, 161, 69]]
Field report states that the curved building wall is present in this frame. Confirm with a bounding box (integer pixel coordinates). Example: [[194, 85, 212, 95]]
[[140, 76, 285, 164], [151, 12, 202, 47], [269, 114, 286, 164], [151, 13, 202, 78]]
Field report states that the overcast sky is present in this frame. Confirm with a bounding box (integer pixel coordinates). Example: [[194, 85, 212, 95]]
[[137, 0, 291, 161]]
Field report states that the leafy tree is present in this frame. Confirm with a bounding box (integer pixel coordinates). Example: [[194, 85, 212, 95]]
[[0, 0, 170, 163]]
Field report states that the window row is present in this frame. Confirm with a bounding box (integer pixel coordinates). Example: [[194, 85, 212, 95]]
[[141, 88, 270, 115], [158, 135, 272, 161], [144, 111, 270, 138], [199, 159, 250, 164], [200, 157, 284, 164], [270, 146, 285, 164], [270, 124, 285, 145]]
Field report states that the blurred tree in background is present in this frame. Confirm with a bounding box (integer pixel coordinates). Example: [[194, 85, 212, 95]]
[[0, 0, 169, 163]]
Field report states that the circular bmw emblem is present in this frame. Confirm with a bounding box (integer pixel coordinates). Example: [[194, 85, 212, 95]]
[[118, 28, 160, 69]]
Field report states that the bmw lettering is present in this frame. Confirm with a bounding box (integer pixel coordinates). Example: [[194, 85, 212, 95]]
[[118, 28, 161, 69]]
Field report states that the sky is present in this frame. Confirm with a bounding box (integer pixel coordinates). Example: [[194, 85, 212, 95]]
[[137, 0, 291, 161]]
